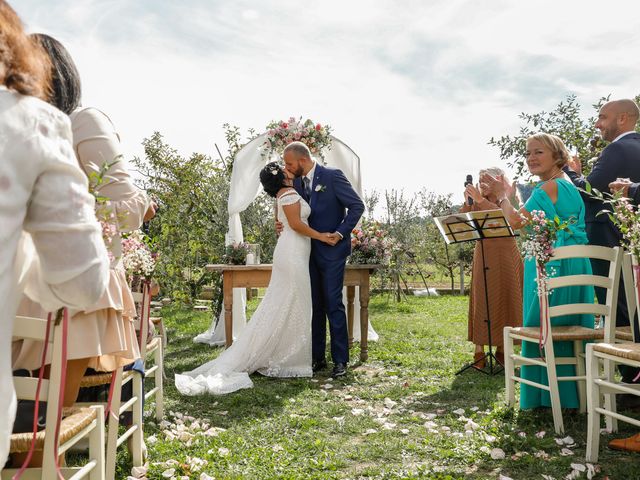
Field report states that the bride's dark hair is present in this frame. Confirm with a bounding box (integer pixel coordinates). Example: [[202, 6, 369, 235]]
[[260, 162, 286, 198]]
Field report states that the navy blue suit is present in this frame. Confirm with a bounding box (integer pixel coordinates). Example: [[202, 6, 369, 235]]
[[564, 132, 640, 372], [294, 164, 364, 365]]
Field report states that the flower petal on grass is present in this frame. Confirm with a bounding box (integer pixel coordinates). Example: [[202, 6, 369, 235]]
[[490, 448, 506, 460]]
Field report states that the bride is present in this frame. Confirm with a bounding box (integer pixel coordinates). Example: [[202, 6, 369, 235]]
[[175, 162, 336, 395]]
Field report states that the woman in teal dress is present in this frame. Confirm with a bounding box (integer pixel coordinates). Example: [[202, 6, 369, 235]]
[[487, 132, 594, 409]]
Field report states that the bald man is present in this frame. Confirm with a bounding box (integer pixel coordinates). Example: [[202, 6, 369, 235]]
[[564, 99, 640, 375]]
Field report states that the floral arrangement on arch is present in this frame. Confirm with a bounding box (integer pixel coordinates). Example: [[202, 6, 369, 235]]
[[263, 117, 332, 160], [349, 220, 395, 265], [122, 230, 158, 282]]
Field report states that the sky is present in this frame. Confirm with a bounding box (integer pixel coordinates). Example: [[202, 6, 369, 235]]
[[15, 0, 640, 202]]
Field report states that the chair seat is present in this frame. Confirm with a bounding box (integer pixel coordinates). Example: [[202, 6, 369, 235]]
[[510, 326, 604, 341], [150, 316, 162, 325], [79, 370, 133, 388], [9, 407, 97, 453], [616, 326, 635, 342], [593, 342, 640, 362]]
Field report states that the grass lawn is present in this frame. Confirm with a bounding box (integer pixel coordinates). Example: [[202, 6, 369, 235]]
[[125, 295, 640, 479]]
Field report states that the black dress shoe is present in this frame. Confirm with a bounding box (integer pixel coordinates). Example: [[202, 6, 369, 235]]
[[332, 363, 347, 377], [312, 360, 327, 373]]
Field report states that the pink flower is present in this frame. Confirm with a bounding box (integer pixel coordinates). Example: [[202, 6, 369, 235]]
[[315, 124, 322, 131]]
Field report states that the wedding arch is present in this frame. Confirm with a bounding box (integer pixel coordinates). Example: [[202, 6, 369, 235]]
[[194, 127, 379, 346]]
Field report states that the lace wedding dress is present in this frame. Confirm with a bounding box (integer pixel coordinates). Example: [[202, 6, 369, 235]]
[[175, 190, 312, 395]]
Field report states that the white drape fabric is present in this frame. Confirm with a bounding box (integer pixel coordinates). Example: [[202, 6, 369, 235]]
[[194, 134, 378, 345]]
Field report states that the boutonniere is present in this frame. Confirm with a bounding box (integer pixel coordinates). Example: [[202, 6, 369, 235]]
[[315, 184, 327, 193]]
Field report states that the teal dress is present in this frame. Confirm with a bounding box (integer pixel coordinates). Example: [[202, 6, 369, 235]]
[[520, 178, 595, 409]]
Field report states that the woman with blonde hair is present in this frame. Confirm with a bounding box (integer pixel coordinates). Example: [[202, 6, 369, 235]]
[[485, 132, 594, 409], [462, 167, 523, 369]]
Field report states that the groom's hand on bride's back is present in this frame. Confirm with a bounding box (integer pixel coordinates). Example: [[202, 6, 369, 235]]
[[275, 221, 284, 236]]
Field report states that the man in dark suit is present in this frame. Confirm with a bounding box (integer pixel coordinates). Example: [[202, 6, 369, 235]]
[[564, 99, 640, 341], [283, 141, 364, 377]]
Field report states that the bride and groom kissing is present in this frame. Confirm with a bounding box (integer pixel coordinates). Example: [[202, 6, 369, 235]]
[[175, 141, 364, 395]]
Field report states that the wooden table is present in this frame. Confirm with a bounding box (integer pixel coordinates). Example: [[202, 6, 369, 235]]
[[205, 264, 379, 361]]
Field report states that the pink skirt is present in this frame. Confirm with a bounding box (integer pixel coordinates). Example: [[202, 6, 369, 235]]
[[13, 265, 141, 372]]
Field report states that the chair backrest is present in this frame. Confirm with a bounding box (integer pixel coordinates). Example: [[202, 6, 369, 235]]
[[12, 313, 66, 465], [545, 245, 622, 341], [131, 283, 151, 357], [622, 251, 639, 343]]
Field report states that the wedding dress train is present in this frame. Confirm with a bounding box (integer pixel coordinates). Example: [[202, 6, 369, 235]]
[[175, 190, 312, 395]]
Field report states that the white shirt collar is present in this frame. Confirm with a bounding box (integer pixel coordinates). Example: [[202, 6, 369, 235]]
[[612, 130, 635, 142], [304, 161, 317, 182]]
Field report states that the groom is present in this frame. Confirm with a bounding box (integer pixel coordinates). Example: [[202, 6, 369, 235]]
[[283, 141, 364, 377]]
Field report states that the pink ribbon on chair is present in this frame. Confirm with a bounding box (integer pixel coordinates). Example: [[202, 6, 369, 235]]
[[633, 264, 640, 383]]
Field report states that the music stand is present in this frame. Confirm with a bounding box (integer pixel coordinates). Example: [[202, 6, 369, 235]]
[[434, 209, 516, 375]]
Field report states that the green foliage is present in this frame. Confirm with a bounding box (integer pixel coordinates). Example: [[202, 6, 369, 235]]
[[131, 126, 276, 302], [366, 189, 473, 298]]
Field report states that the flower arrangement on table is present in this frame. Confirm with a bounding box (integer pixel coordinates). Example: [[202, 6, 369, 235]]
[[223, 242, 250, 265], [349, 220, 395, 265], [122, 230, 158, 282], [263, 117, 332, 160]]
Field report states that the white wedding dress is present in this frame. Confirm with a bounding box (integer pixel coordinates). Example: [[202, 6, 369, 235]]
[[175, 190, 312, 395]]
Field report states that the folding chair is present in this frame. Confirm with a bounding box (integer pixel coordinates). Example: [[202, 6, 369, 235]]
[[504, 245, 622, 434], [3, 313, 105, 480], [586, 253, 640, 462]]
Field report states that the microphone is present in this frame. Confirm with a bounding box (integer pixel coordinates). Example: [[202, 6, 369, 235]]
[[464, 174, 473, 206]]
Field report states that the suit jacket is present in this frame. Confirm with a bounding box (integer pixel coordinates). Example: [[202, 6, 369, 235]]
[[565, 132, 640, 227], [294, 164, 364, 261]]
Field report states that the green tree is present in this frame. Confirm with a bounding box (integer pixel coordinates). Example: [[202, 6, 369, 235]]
[[132, 126, 276, 302]]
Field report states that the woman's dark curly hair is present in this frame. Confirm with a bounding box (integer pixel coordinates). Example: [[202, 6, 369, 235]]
[[260, 162, 286, 198]]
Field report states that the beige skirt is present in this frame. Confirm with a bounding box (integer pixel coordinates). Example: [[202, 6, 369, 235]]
[[12, 265, 141, 372]]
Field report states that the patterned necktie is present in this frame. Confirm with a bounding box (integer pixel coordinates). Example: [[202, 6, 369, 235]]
[[303, 177, 311, 200]]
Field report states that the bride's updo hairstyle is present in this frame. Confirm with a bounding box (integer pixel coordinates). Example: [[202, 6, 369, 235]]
[[260, 162, 286, 198], [527, 132, 570, 169]]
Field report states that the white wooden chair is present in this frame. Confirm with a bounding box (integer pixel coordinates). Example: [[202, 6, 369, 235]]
[[586, 253, 640, 462], [3, 313, 105, 480], [75, 284, 152, 479], [132, 289, 164, 422], [614, 252, 638, 343], [504, 245, 622, 434]]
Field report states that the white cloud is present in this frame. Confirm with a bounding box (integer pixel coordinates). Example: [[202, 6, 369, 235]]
[[14, 0, 640, 202]]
